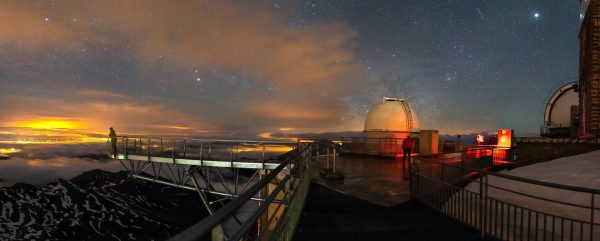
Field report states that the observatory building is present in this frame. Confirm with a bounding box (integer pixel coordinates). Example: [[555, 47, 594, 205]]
[[541, 82, 579, 137], [363, 97, 419, 139], [342, 97, 438, 156], [579, 0, 600, 137], [357, 97, 419, 155]]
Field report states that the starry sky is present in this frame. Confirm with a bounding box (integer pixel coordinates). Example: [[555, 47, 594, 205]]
[[0, 0, 581, 141]]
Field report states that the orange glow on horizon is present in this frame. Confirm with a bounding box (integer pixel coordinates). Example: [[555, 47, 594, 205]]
[[27, 159, 67, 167], [0, 148, 21, 155], [258, 132, 298, 142], [12, 118, 83, 130], [1, 116, 110, 144]]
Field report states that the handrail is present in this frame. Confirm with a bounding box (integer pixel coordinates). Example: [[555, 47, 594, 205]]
[[112, 135, 298, 145], [412, 151, 599, 241], [167, 144, 309, 241], [516, 136, 600, 144], [167, 157, 289, 241], [415, 156, 600, 195]]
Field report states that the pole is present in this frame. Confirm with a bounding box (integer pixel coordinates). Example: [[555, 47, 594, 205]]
[[327, 147, 330, 169], [591, 193, 595, 241], [333, 146, 337, 173], [183, 140, 187, 158], [172, 139, 176, 164]]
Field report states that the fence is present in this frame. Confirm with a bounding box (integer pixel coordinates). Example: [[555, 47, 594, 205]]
[[516, 137, 600, 145], [338, 137, 418, 156], [410, 156, 600, 241], [109, 136, 316, 241], [162, 142, 315, 241]]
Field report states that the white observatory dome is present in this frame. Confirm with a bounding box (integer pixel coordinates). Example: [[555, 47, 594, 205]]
[[364, 97, 419, 132]]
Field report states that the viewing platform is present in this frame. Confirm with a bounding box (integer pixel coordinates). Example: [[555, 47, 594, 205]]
[[110, 135, 600, 241], [313, 154, 411, 207]]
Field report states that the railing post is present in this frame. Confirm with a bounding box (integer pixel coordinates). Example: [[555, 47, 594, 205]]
[[200, 142, 204, 166], [124, 138, 128, 160], [262, 143, 266, 163], [378, 138, 382, 155], [326, 146, 330, 169], [285, 159, 292, 204], [183, 140, 186, 158], [591, 193, 595, 241], [440, 164, 444, 182], [333, 145, 337, 173], [315, 144, 319, 170], [480, 174, 486, 237], [147, 138, 151, 162], [208, 142, 212, 159], [172, 139, 176, 164]]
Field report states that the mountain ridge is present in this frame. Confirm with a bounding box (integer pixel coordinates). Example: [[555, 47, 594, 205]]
[[0, 169, 207, 241]]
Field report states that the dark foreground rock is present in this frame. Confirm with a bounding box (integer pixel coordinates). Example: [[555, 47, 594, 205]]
[[0, 169, 207, 241]]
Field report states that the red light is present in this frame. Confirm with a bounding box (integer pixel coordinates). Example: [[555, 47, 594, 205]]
[[497, 129, 512, 147], [476, 134, 484, 143]]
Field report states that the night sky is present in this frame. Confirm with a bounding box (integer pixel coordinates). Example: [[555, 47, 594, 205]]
[[0, 0, 581, 141]]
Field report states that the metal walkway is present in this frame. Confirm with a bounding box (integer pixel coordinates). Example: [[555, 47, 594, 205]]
[[112, 136, 314, 241], [111, 135, 600, 241]]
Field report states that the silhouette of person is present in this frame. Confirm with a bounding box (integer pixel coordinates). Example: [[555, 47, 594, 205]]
[[402, 136, 415, 169], [109, 127, 117, 157]]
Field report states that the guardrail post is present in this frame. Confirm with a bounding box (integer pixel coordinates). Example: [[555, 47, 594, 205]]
[[591, 193, 595, 241], [172, 139, 176, 164], [378, 138, 382, 155], [183, 140, 186, 158], [284, 157, 292, 205], [333, 146, 337, 173], [480, 174, 486, 237], [315, 144, 319, 170], [326, 147, 330, 169]]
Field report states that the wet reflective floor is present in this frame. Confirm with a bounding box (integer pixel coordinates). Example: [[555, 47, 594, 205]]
[[314, 154, 411, 207]]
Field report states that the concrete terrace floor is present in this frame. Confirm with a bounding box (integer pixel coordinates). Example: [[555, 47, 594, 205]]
[[313, 155, 412, 207], [293, 182, 487, 241], [293, 155, 486, 241]]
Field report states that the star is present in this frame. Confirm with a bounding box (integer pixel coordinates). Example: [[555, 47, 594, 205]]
[[43, 17, 49, 22], [533, 13, 540, 19]]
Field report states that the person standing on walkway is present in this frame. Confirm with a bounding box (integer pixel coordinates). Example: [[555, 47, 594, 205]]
[[109, 127, 117, 157], [402, 136, 415, 169]]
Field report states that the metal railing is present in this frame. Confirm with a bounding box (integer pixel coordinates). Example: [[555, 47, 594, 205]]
[[109, 135, 316, 241], [516, 137, 600, 144], [110, 136, 298, 163], [411, 156, 600, 241], [338, 136, 418, 156], [168, 143, 314, 241]]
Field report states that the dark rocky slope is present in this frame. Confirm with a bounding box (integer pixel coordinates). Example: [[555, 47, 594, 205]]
[[0, 169, 207, 241]]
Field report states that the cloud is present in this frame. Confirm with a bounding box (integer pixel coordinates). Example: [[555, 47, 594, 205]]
[[0, 2, 74, 48], [0, 93, 219, 138], [0, 143, 121, 186], [0, 1, 370, 138]]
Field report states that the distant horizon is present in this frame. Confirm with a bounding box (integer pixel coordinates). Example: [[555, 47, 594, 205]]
[[0, 127, 540, 146]]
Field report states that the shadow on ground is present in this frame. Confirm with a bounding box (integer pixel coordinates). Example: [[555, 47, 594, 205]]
[[293, 183, 488, 241]]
